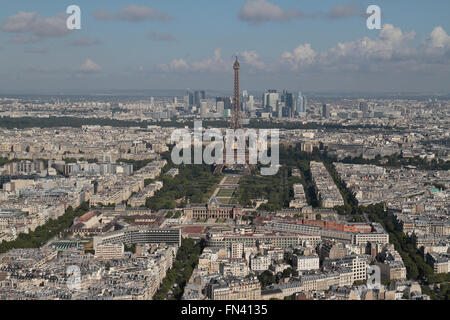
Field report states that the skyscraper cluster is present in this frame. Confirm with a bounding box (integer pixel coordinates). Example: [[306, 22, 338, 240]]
[[359, 101, 369, 118], [184, 90, 206, 108], [262, 90, 307, 118], [241, 90, 255, 113]]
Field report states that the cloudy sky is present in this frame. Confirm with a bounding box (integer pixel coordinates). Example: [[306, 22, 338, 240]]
[[0, 0, 450, 94]]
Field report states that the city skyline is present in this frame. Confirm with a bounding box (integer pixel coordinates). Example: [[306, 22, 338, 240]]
[[0, 0, 449, 306], [0, 0, 450, 94], [0, 41, 449, 302]]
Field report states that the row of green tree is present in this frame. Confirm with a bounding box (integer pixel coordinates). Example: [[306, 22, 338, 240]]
[[422, 283, 450, 300], [0, 202, 90, 254], [279, 145, 325, 207], [257, 267, 299, 290], [0, 157, 13, 166], [367, 205, 434, 281], [323, 161, 360, 216], [153, 238, 204, 300], [236, 145, 326, 210]]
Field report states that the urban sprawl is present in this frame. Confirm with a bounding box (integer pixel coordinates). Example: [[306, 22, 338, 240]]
[[0, 90, 448, 300]]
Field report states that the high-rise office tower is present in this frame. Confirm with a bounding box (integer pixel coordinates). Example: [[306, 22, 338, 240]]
[[242, 90, 249, 111], [297, 92, 304, 114], [263, 89, 279, 112], [284, 106, 293, 118], [248, 95, 255, 111], [322, 103, 330, 118], [360, 101, 369, 117], [186, 90, 194, 108], [217, 101, 224, 117], [194, 91, 201, 107], [194, 90, 206, 107], [200, 100, 208, 118], [190, 92, 194, 107], [183, 92, 189, 110], [216, 96, 232, 110], [285, 92, 294, 110], [296, 92, 307, 117], [276, 101, 283, 118], [242, 90, 248, 100]]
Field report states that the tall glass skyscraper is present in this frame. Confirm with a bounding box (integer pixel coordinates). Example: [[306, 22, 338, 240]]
[[322, 103, 330, 118], [297, 92, 306, 116], [284, 92, 294, 117], [194, 90, 206, 107]]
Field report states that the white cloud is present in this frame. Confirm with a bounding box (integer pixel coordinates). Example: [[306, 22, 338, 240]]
[[278, 24, 450, 74], [237, 1, 367, 25], [328, 4, 363, 19], [159, 48, 230, 73], [240, 51, 265, 69], [155, 25, 450, 77], [428, 26, 450, 48], [1, 11, 70, 39], [324, 24, 416, 63], [191, 48, 228, 72], [170, 59, 189, 71], [94, 5, 170, 22], [281, 44, 317, 70], [238, 0, 304, 25], [424, 26, 450, 56], [79, 59, 102, 73], [418, 26, 450, 66]]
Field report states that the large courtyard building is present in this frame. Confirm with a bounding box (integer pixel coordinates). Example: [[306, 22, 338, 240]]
[[184, 198, 243, 220]]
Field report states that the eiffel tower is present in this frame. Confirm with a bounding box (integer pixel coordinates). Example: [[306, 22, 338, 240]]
[[231, 56, 241, 131], [214, 57, 250, 175]]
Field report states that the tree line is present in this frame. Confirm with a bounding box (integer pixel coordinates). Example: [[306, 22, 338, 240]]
[[153, 238, 204, 300], [0, 202, 90, 254]]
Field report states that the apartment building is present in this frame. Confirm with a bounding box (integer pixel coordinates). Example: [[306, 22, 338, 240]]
[[293, 255, 320, 272], [250, 255, 271, 272], [95, 243, 125, 260], [207, 277, 261, 300], [323, 255, 369, 282]]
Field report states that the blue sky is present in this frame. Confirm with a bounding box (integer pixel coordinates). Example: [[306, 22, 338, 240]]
[[0, 0, 450, 94]]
